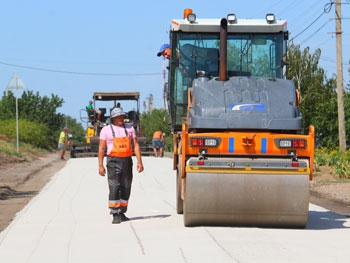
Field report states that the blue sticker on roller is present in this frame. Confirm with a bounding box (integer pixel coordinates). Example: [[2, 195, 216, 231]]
[[261, 138, 267, 153], [229, 137, 234, 152], [231, 103, 265, 111]]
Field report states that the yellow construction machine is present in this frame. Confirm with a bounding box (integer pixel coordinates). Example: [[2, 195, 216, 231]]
[[70, 91, 153, 158], [166, 9, 315, 227]]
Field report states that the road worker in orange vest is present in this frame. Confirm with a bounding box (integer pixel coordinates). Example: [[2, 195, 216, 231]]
[[98, 107, 144, 224]]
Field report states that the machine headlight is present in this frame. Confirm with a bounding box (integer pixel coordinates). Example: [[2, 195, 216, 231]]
[[187, 13, 196, 23], [227, 13, 237, 24], [276, 138, 307, 148], [266, 13, 275, 24], [190, 137, 221, 147]]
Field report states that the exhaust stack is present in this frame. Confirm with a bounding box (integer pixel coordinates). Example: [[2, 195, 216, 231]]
[[219, 18, 228, 81]]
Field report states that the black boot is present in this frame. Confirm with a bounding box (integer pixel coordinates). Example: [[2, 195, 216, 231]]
[[112, 214, 121, 224], [120, 213, 130, 222]]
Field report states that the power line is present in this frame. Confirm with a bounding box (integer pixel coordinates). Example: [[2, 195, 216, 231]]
[[0, 60, 162, 76], [289, 1, 334, 43], [321, 55, 337, 63], [289, 12, 326, 42], [320, 54, 350, 66], [299, 19, 331, 45]]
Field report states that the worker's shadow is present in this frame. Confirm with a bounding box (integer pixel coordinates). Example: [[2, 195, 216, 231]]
[[129, 214, 171, 221], [306, 210, 350, 230]]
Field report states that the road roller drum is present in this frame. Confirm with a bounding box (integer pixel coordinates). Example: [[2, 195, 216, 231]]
[[183, 172, 310, 228]]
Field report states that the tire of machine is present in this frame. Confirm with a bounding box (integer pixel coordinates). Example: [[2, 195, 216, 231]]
[[176, 155, 183, 214], [90, 136, 100, 153], [183, 172, 310, 228]]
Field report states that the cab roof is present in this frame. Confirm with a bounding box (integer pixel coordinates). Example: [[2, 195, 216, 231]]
[[171, 18, 288, 33], [92, 92, 140, 101]]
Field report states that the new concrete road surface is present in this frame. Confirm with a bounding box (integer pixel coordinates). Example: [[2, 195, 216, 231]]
[[0, 156, 349, 263]]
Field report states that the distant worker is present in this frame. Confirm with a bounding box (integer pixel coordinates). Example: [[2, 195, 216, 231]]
[[152, 130, 164, 157], [98, 107, 144, 224], [86, 100, 101, 122], [157, 44, 171, 59], [115, 102, 123, 110], [58, 127, 69, 160], [111, 102, 123, 113]]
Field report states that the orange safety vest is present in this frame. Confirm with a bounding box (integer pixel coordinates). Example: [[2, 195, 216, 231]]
[[108, 124, 133, 157]]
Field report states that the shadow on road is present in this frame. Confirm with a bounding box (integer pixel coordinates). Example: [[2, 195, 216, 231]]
[[307, 210, 350, 230], [129, 214, 171, 221]]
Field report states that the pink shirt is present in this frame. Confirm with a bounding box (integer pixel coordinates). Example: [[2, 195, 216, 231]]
[[99, 124, 136, 155]]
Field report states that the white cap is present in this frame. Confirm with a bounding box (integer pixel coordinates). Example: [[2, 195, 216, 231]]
[[110, 107, 126, 118]]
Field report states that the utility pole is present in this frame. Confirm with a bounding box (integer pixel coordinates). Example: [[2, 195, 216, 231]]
[[335, 0, 346, 151], [143, 100, 147, 113], [148, 94, 154, 114]]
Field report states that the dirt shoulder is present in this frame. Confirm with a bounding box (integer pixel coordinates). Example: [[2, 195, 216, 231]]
[[0, 151, 69, 232], [310, 166, 350, 216], [0, 152, 349, 232]]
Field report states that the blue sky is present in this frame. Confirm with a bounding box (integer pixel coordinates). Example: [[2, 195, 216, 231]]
[[0, 0, 349, 123]]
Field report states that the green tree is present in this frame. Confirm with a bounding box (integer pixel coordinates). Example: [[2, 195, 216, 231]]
[[0, 91, 16, 120], [19, 90, 65, 133], [0, 119, 50, 149], [287, 43, 341, 147], [62, 115, 86, 144], [345, 84, 350, 147], [0, 90, 84, 149], [140, 108, 172, 151]]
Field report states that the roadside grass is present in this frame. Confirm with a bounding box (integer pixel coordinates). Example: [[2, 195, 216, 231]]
[[0, 134, 48, 162], [315, 148, 350, 179]]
